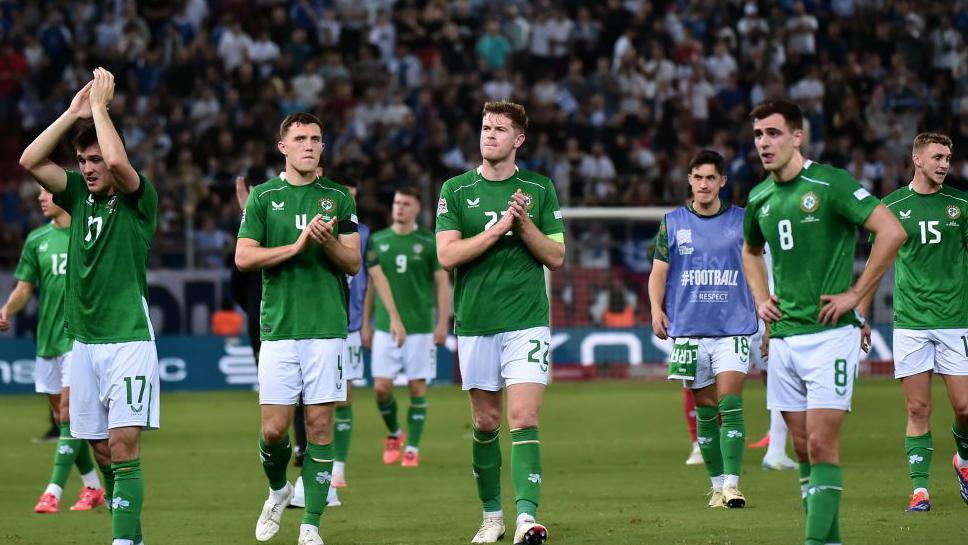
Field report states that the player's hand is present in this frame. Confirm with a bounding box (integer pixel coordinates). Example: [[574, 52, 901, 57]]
[[0, 308, 10, 331], [651, 308, 669, 340], [757, 294, 782, 323], [433, 320, 448, 345], [68, 80, 94, 119], [235, 176, 250, 210], [491, 206, 515, 237], [292, 214, 322, 254], [89, 67, 115, 108], [361, 324, 374, 349], [818, 290, 860, 326], [389, 316, 407, 347], [308, 217, 336, 245], [860, 322, 872, 353], [760, 329, 770, 361], [508, 189, 533, 227]]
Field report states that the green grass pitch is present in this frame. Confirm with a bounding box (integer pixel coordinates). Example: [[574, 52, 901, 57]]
[[2, 379, 967, 544]]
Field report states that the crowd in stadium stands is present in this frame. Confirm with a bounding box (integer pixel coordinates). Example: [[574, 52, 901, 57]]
[[1, 0, 968, 270]]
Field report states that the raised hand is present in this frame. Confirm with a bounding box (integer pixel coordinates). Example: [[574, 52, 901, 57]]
[[68, 81, 94, 119], [89, 67, 115, 108], [235, 176, 250, 210]]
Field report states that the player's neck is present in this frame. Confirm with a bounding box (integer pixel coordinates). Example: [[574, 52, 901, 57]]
[[772, 153, 805, 183], [52, 213, 70, 228], [480, 157, 517, 181], [392, 221, 416, 235], [284, 165, 316, 186], [910, 173, 942, 195], [691, 197, 721, 216]]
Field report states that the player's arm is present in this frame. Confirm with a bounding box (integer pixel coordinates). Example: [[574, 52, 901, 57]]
[[0, 281, 34, 331], [819, 204, 906, 325], [436, 208, 515, 271], [433, 269, 451, 345], [856, 288, 875, 353], [508, 189, 565, 270], [742, 242, 782, 322], [19, 82, 96, 193], [361, 280, 375, 348], [235, 221, 316, 271], [313, 228, 361, 275], [88, 68, 140, 194], [647, 259, 669, 339], [366, 264, 407, 346]]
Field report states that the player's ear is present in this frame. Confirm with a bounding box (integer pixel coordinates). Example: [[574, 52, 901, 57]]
[[277, 140, 286, 155], [513, 131, 526, 149]]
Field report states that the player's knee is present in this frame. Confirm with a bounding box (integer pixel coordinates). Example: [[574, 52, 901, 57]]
[[905, 399, 931, 423], [374, 382, 393, 401], [472, 409, 501, 433], [261, 423, 289, 445], [806, 432, 836, 462], [952, 401, 968, 424], [507, 406, 539, 429]]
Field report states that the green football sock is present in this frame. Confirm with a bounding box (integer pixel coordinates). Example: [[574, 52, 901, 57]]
[[406, 396, 428, 449], [259, 436, 292, 491], [74, 437, 95, 475], [100, 464, 115, 508], [472, 428, 502, 512], [695, 405, 724, 481], [953, 423, 968, 461], [111, 459, 143, 542], [718, 394, 745, 478], [301, 442, 334, 527], [49, 422, 82, 489], [905, 432, 933, 491], [333, 405, 353, 463], [511, 427, 541, 517], [378, 395, 400, 435], [804, 463, 842, 545], [799, 461, 811, 512]]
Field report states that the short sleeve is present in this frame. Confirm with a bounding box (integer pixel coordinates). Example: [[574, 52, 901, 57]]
[[237, 190, 266, 244], [435, 182, 460, 232], [653, 216, 670, 262], [128, 174, 158, 220], [538, 180, 564, 236], [52, 171, 86, 213], [337, 192, 358, 235], [14, 236, 39, 284], [743, 203, 766, 248], [831, 173, 879, 226], [364, 236, 380, 268]]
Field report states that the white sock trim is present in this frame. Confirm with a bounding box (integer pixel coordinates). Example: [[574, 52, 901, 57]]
[[299, 523, 319, 535], [81, 469, 102, 489], [483, 510, 503, 520], [711, 475, 724, 490], [45, 483, 63, 499], [724, 474, 740, 488]]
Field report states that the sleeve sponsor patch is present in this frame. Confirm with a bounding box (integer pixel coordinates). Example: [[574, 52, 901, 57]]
[[553, 210, 562, 219], [437, 197, 448, 216], [853, 188, 871, 200], [240, 210, 246, 223], [350, 213, 358, 224]]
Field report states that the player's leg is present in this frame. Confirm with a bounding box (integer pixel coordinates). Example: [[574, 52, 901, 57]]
[[765, 335, 811, 507], [59, 382, 105, 511], [103, 340, 160, 545], [801, 326, 859, 545], [372, 331, 404, 463], [460, 334, 506, 543], [293, 400, 307, 466], [256, 340, 300, 541], [683, 388, 703, 465], [402, 334, 435, 466], [332, 331, 363, 487], [716, 371, 747, 507], [900, 372, 934, 510], [893, 328, 936, 509], [503, 327, 551, 545], [296, 338, 346, 545], [33, 355, 65, 512], [693, 384, 725, 506]]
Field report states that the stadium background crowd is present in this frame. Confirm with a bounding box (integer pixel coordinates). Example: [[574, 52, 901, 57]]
[[1, 0, 967, 289]]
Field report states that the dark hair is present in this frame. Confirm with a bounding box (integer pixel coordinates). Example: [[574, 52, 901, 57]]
[[749, 100, 803, 130], [688, 150, 726, 176], [279, 112, 322, 140], [395, 186, 422, 203], [72, 120, 127, 151], [482, 101, 528, 132]]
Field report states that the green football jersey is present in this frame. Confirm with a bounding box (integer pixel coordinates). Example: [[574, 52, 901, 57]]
[[52, 171, 157, 343], [366, 226, 440, 333], [14, 223, 71, 357], [435, 166, 564, 336], [882, 184, 968, 329], [238, 175, 358, 340], [743, 160, 879, 338]]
